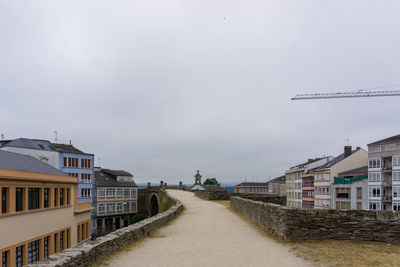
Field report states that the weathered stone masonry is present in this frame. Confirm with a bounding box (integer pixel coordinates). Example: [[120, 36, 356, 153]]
[[27, 191, 183, 267], [231, 196, 400, 243]]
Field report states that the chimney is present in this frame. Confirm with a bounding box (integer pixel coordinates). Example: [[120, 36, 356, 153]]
[[344, 146, 352, 158]]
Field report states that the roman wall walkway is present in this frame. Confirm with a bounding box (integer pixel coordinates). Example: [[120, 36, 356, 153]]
[[106, 190, 308, 267]]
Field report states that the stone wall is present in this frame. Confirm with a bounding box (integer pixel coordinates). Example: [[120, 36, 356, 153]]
[[194, 190, 230, 200], [230, 193, 286, 205], [27, 192, 183, 267], [230, 196, 400, 243]]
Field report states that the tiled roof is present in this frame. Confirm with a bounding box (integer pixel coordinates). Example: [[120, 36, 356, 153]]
[[268, 175, 285, 183], [52, 143, 89, 154], [94, 170, 137, 187], [1, 138, 56, 151], [368, 134, 400, 146], [101, 169, 133, 177], [235, 182, 268, 187], [338, 166, 368, 176], [290, 158, 323, 169], [0, 150, 66, 176], [315, 150, 359, 170]]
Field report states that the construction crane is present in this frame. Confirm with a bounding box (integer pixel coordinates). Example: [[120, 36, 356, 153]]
[[291, 84, 400, 100]]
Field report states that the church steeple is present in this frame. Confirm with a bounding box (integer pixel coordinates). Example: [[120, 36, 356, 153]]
[[194, 170, 202, 185]]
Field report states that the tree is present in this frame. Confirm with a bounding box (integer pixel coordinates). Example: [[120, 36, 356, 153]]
[[203, 178, 219, 185]]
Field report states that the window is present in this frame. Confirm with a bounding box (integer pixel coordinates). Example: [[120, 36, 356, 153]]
[[124, 188, 130, 198], [2, 250, 8, 267], [393, 202, 400, 211], [98, 203, 106, 213], [28, 240, 39, 264], [67, 173, 78, 178], [124, 202, 130, 212], [2, 188, 8, 214], [117, 189, 123, 198], [368, 172, 382, 182], [393, 156, 400, 168], [81, 159, 91, 169], [369, 158, 381, 169], [60, 188, 64, 206], [117, 202, 123, 212], [369, 201, 381, 210], [44, 236, 49, 258], [64, 157, 78, 168], [130, 201, 137, 212], [98, 188, 105, 198], [394, 172, 400, 182], [357, 202, 362, 210], [81, 188, 91, 198], [371, 146, 380, 152], [54, 188, 58, 207], [380, 145, 387, 152], [67, 229, 70, 248], [28, 188, 40, 210], [357, 188, 362, 199], [97, 219, 102, 233], [16, 245, 23, 267], [54, 233, 58, 253], [81, 174, 91, 183], [369, 187, 381, 198], [44, 188, 49, 208], [106, 203, 115, 212], [16, 188, 24, 212], [393, 186, 400, 198], [131, 188, 137, 198], [106, 189, 115, 198], [397, 144, 400, 150], [60, 231, 64, 252]]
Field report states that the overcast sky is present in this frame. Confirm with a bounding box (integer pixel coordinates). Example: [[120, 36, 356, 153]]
[[1, 1, 400, 184]]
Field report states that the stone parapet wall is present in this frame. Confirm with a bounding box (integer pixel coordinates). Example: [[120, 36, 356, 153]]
[[230, 196, 400, 243], [230, 193, 286, 205], [27, 192, 183, 267], [194, 190, 229, 200]]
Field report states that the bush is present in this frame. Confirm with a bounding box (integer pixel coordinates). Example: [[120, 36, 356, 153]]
[[131, 213, 146, 224]]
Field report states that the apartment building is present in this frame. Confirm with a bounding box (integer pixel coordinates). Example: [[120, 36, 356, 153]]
[[332, 166, 368, 210], [234, 182, 269, 194], [0, 150, 91, 267], [267, 175, 286, 196], [93, 168, 138, 237], [367, 134, 400, 210], [286, 157, 333, 208], [302, 173, 315, 208], [314, 146, 367, 209]]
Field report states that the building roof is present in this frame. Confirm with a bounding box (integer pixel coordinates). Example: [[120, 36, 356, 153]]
[[338, 166, 368, 176], [289, 158, 323, 169], [235, 182, 269, 187], [191, 184, 206, 191], [0, 138, 56, 151], [52, 143, 92, 155], [0, 150, 66, 176], [315, 149, 360, 170], [368, 134, 400, 146], [268, 175, 285, 184], [101, 169, 133, 177], [94, 170, 137, 187]]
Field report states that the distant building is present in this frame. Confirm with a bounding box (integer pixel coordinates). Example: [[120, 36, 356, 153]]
[[0, 150, 91, 266], [367, 134, 400, 210], [267, 175, 285, 196], [93, 168, 138, 237], [234, 182, 269, 194], [332, 166, 368, 210], [190, 170, 206, 191], [285, 157, 333, 208], [313, 146, 367, 209]]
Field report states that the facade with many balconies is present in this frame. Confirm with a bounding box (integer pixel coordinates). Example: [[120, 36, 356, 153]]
[[367, 134, 400, 210]]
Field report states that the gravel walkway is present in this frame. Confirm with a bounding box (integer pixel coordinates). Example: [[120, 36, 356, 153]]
[[106, 190, 309, 267]]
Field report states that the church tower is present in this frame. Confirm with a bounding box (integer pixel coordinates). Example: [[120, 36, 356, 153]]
[[194, 170, 202, 185]]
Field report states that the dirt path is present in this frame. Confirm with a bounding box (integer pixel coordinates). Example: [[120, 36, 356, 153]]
[[106, 190, 309, 267]]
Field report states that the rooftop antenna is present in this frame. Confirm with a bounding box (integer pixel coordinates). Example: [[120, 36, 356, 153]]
[[54, 131, 58, 143], [1, 134, 4, 140]]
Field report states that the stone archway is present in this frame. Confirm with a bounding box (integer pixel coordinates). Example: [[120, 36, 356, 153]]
[[150, 194, 159, 217]]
